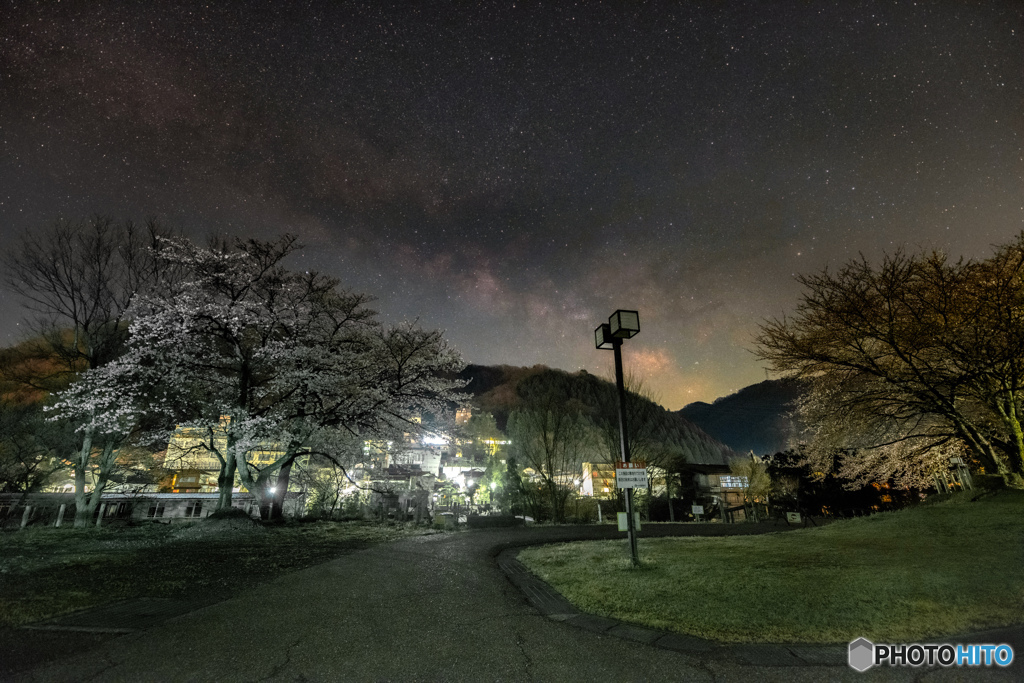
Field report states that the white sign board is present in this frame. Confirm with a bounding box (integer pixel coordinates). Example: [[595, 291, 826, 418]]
[[786, 512, 802, 524], [691, 505, 704, 515], [615, 462, 648, 488], [617, 512, 642, 531]]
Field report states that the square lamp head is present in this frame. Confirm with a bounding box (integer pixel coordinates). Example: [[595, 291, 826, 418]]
[[609, 309, 640, 339], [595, 323, 615, 350]]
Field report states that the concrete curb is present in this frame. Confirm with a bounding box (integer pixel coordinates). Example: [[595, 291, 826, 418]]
[[497, 547, 847, 668]]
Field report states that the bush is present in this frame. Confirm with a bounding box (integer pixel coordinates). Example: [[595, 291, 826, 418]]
[[973, 473, 1007, 491], [466, 514, 524, 529], [564, 496, 604, 524]]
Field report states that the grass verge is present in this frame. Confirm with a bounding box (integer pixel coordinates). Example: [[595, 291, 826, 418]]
[[0, 519, 435, 627], [517, 489, 1024, 643]]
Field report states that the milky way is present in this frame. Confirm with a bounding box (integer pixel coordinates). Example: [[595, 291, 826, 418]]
[[1, 1, 1021, 408]]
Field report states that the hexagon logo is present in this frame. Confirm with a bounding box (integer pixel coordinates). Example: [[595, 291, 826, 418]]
[[848, 638, 875, 672]]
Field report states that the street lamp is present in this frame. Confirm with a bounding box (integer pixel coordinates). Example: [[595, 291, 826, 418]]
[[595, 309, 641, 566]]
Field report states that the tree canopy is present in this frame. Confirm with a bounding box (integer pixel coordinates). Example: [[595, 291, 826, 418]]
[[757, 235, 1024, 488], [59, 234, 466, 516]]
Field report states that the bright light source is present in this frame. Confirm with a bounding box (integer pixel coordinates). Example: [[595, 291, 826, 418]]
[[423, 434, 447, 445], [490, 482, 497, 490]]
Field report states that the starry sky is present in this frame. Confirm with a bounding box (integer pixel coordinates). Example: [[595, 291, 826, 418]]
[[1, 1, 1022, 410]]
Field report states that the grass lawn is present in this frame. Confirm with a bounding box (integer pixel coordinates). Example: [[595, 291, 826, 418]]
[[0, 519, 434, 628], [518, 489, 1024, 643]]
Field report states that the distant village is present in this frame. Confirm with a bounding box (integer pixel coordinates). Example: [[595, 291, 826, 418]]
[[2, 399, 764, 529]]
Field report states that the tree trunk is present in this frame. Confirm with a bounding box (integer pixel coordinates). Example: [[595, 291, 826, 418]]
[[80, 440, 117, 526], [998, 394, 1024, 479], [667, 473, 675, 522], [73, 431, 94, 528], [217, 448, 237, 511], [547, 479, 561, 523], [270, 458, 294, 521], [73, 467, 89, 528], [952, 417, 1015, 484]]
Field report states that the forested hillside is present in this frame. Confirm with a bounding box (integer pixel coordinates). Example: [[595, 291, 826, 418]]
[[458, 364, 735, 467]]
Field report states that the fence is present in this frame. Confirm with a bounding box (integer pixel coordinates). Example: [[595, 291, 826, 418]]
[[0, 492, 302, 529]]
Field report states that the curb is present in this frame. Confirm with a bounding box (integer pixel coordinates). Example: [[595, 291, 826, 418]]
[[498, 546, 851, 668]]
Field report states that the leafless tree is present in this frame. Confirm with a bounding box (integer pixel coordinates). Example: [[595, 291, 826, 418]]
[[507, 374, 595, 523], [757, 238, 1024, 488], [2, 216, 176, 526], [3, 216, 174, 374]]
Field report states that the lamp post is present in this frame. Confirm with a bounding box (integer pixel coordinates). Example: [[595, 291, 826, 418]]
[[595, 309, 641, 566]]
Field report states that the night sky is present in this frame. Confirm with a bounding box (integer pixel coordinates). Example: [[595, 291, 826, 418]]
[[2, 1, 1021, 409]]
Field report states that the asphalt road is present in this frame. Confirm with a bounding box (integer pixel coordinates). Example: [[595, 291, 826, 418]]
[[4, 523, 1020, 682]]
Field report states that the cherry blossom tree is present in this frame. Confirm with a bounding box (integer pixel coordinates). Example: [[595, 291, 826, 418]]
[[117, 234, 465, 516], [47, 356, 175, 524]]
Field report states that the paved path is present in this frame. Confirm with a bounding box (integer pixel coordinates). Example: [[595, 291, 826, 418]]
[[4, 524, 1020, 682]]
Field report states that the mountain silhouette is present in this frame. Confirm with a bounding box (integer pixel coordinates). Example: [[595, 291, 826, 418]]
[[677, 378, 804, 456]]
